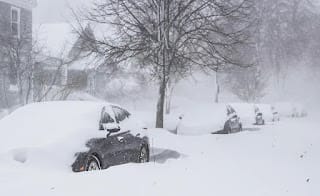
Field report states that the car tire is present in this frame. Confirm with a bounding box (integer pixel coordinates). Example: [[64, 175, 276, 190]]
[[138, 146, 149, 163], [86, 155, 101, 171]]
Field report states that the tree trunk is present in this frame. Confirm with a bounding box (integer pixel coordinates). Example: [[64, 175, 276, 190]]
[[2, 76, 9, 108], [165, 89, 172, 114], [18, 74, 25, 105], [25, 73, 34, 104], [155, 0, 167, 128], [156, 77, 166, 128], [215, 71, 220, 103]]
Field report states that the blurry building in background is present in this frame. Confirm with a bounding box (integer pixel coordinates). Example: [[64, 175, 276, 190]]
[[0, 0, 37, 108]]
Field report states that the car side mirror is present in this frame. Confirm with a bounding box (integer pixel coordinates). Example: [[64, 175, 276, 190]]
[[105, 123, 121, 138]]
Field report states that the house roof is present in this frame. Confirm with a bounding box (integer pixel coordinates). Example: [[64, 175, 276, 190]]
[[0, 0, 37, 10], [35, 23, 102, 71]]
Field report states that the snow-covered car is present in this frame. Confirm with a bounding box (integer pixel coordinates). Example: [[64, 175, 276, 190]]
[[254, 106, 265, 125], [254, 112, 265, 125], [292, 103, 308, 118], [0, 101, 149, 172], [228, 103, 256, 126], [274, 102, 307, 118], [223, 105, 243, 134], [271, 106, 280, 122], [163, 101, 230, 135]]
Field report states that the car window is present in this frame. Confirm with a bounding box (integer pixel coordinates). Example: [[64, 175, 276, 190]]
[[112, 106, 130, 123], [100, 107, 115, 124], [226, 105, 236, 116]]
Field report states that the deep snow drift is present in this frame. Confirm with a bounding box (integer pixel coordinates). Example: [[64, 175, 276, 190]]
[[0, 101, 146, 171], [0, 71, 318, 195], [0, 103, 319, 196]]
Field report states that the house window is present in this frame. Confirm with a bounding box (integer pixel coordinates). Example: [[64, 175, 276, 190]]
[[11, 7, 20, 38]]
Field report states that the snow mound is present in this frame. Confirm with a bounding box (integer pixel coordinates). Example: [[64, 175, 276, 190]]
[[0, 109, 9, 120], [275, 102, 307, 117], [229, 103, 256, 125], [0, 101, 117, 170], [164, 101, 233, 135]]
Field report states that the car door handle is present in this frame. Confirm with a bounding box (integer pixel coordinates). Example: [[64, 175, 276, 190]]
[[117, 136, 125, 143]]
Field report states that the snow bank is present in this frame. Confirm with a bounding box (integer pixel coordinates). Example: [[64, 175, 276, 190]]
[[66, 91, 104, 102], [275, 102, 307, 117], [229, 103, 256, 125], [0, 115, 319, 196], [165, 101, 275, 135], [0, 109, 9, 120], [0, 101, 119, 171], [163, 99, 228, 135]]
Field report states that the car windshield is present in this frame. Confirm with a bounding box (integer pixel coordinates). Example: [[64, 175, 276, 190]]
[[112, 106, 130, 123], [100, 107, 115, 124]]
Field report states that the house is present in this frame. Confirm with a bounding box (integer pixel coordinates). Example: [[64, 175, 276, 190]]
[[0, 0, 37, 39], [0, 0, 37, 108], [35, 24, 107, 95], [35, 23, 144, 101]]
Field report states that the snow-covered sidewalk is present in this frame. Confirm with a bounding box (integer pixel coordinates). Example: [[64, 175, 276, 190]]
[[0, 117, 319, 196]]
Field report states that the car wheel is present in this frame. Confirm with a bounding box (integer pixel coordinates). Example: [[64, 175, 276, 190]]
[[139, 146, 149, 163], [86, 155, 101, 171]]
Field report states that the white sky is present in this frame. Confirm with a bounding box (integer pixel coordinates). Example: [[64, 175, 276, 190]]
[[34, 0, 320, 24], [33, 0, 92, 24]]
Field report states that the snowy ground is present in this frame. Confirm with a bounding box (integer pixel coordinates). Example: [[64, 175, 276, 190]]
[[0, 113, 319, 196]]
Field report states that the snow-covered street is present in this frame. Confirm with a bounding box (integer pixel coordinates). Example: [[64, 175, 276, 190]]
[[0, 115, 318, 196], [1, 0, 320, 195]]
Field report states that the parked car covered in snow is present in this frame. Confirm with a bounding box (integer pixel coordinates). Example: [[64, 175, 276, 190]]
[[254, 106, 265, 125], [223, 105, 243, 133], [228, 103, 256, 126], [164, 101, 244, 135], [271, 105, 280, 122], [292, 103, 308, 118], [0, 101, 149, 172]]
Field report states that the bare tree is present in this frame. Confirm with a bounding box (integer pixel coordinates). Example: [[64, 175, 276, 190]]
[[252, 0, 317, 87], [224, 66, 267, 102], [73, 0, 255, 128]]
